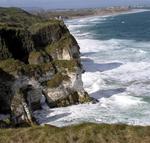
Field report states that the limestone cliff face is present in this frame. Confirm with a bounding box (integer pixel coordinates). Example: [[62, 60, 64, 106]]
[[0, 8, 95, 126]]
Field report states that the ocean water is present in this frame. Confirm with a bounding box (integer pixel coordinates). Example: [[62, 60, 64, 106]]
[[34, 10, 150, 127]]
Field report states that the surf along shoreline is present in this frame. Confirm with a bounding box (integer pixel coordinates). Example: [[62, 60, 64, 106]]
[[60, 8, 150, 128], [34, 7, 149, 20], [67, 8, 150, 20], [31, 8, 150, 128]]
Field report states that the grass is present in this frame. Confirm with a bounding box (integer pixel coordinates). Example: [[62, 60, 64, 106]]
[[23, 63, 54, 77], [0, 7, 42, 28], [0, 7, 62, 31], [45, 73, 70, 88], [0, 59, 54, 76], [28, 20, 61, 34], [28, 51, 43, 64], [0, 59, 23, 75], [46, 33, 76, 54], [0, 123, 150, 143], [53, 60, 77, 72]]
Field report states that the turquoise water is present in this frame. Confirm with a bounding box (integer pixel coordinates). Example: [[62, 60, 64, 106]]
[[71, 11, 150, 41], [34, 10, 150, 127]]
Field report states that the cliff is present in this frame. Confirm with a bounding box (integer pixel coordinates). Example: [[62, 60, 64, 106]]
[[0, 7, 95, 127]]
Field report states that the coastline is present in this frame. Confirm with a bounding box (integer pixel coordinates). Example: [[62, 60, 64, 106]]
[[1, 7, 150, 143], [33, 8, 150, 128], [67, 8, 150, 20], [58, 9, 150, 128], [32, 7, 150, 21]]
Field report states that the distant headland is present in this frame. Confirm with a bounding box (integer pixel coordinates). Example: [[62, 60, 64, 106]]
[[27, 6, 147, 20]]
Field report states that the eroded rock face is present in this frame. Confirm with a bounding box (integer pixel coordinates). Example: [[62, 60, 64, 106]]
[[0, 68, 14, 114], [0, 8, 96, 126], [0, 29, 34, 63]]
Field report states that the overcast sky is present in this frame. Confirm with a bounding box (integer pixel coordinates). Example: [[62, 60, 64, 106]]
[[0, 0, 150, 9]]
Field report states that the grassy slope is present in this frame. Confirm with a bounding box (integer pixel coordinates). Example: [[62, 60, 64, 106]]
[[0, 123, 150, 143], [0, 7, 43, 28]]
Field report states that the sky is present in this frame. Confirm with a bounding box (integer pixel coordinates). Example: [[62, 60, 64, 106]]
[[0, 0, 150, 9]]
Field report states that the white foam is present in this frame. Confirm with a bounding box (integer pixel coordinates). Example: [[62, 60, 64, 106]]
[[34, 11, 150, 127], [101, 94, 146, 109], [68, 24, 88, 30], [103, 62, 150, 84], [78, 38, 150, 54], [78, 38, 126, 53], [66, 15, 108, 32], [82, 72, 106, 94], [66, 9, 150, 30], [34, 92, 149, 127]]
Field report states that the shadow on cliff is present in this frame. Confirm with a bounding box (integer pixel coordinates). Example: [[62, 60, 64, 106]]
[[0, 68, 15, 114], [90, 88, 126, 100], [81, 58, 122, 72], [35, 110, 71, 123], [45, 113, 71, 122]]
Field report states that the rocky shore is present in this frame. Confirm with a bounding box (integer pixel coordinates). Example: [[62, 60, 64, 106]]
[[0, 7, 96, 127]]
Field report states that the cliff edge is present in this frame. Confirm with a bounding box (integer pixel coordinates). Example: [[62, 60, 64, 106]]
[[0, 7, 96, 127]]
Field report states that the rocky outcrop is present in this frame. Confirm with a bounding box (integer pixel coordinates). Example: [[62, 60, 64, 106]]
[[0, 8, 96, 126]]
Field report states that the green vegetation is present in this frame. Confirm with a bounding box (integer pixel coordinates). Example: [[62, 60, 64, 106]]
[[0, 119, 12, 128], [29, 20, 61, 34], [46, 33, 76, 54], [0, 7, 94, 123], [28, 51, 43, 64], [0, 8, 65, 63], [0, 59, 23, 74], [53, 60, 77, 72], [45, 73, 70, 88], [53, 91, 80, 107], [0, 7, 62, 32], [78, 92, 93, 103], [23, 63, 54, 77], [0, 7, 42, 28], [0, 123, 150, 143], [0, 59, 54, 76]]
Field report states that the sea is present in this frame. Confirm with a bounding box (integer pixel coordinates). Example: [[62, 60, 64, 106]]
[[34, 9, 150, 127]]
